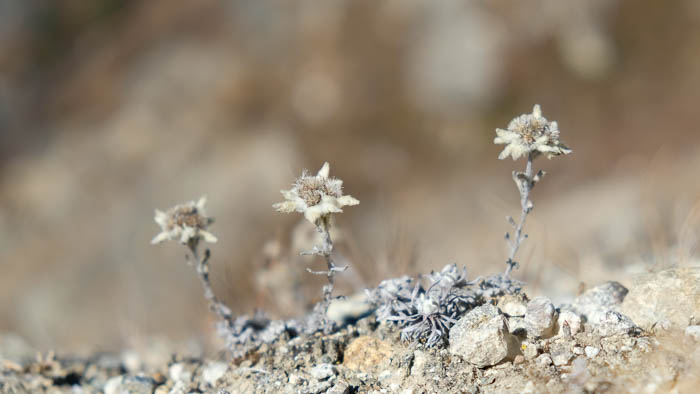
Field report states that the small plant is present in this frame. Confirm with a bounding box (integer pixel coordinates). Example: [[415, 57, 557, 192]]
[[367, 104, 569, 347], [367, 264, 482, 347], [273, 162, 359, 327], [150, 197, 236, 342], [494, 104, 571, 276]]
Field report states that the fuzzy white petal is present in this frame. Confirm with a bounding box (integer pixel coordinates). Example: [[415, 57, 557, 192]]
[[154, 210, 168, 227], [151, 231, 170, 244], [317, 162, 330, 179], [197, 196, 207, 210], [200, 230, 218, 243], [337, 195, 360, 207], [273, 200, 298, 213], [532, 104, 542, 118]]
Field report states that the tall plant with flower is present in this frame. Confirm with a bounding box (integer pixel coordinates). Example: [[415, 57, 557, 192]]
[[151, 197, 235, 336], [273, 162, 359, 319], [494, 104, 572, 276]]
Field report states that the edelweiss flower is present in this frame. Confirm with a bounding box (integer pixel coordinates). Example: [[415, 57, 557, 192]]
[[494, 104, 572, 160], [273, 162, 359, 224], [151, 196, 218, 245]]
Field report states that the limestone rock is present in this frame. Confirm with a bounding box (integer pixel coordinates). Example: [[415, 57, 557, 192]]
[[595, 310, 639, 337], [104, 375, 155, 394], [685, 325, 700, 341], [343, 336, 393, 372], [621, 268, 700, 330], [536, 354, 552, 366], [327, 381, 351, 394], [568, 281, 639, 335], [201, 362, 228, 387], [557, 310, 583, 336], [309, 363, 336, 381], [570, 281, 628, 323], [521, 341, 539, 360], [498, 294, 528, 317], [327, 293, 373, 325], [550, 345, 573, 366], [584, 346, 600, 358], [507, 316, 527, 336], [449, 304, 516, 367], [525, 297, 557, 338], [577, 281, 629, 309]]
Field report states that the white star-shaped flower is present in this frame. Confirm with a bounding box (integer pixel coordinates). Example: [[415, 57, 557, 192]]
[[273, 162, 359, 224], [494, 104, 572, 160], [151, 196, 217, 245]]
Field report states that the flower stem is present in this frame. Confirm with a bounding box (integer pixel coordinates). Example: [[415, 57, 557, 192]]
[[305, 215, 347, 303], [505, 152, 535, 277], [187, 240, 234, 328]]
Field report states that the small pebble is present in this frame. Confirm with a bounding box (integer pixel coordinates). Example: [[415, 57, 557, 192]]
[[585, 346, 600, 358], [289, 374, 303, 385], [525, 297, 557, 338], [558, 310, 583, 336], [201, 362, 228, 387], [536, 354, 553, 366], [310, 363, 336, 381], [551, 349, 573, 366], [521, 342, 539, 360], [685, 325, 700, 341]]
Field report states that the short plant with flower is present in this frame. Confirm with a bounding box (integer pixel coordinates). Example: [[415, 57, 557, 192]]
[[273, 162, 359, 323], [151, 197, 235, 339], [494, 104, 572, 276]]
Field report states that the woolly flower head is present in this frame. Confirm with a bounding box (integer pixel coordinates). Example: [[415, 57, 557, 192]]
[[494, 104, 572, 160], [151, 196, 217, 245], [273, 162, 359, 224]]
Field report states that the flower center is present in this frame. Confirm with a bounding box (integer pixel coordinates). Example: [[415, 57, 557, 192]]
[[168, 206, 209, 230], [296, 176, 342, 207]]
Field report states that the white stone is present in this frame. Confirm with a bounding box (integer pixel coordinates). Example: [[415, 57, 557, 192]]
[[327, 293, 372, 324], [594, 310, 638, 337], [536, 354, 552, 366], [288, 374, 303, 385], [551, 348, 573, 366], [104, 375, 155, 394], [621, 268, 700, 330], [310, 363, 336, 380], [168, 363, 192, 383], [501, 300, 527, 317], [449, 304, 516, 368], [525, 297, 557, 338], [584, 346, 600, 358], [558, 310, 583, 336], [410, 350, 428, 377], [521, 341, 539, 360], [507, 316, 528, 335], [201, 362, 228, 387], [685, 325, 700, 341], [104, 376, 122, 394]]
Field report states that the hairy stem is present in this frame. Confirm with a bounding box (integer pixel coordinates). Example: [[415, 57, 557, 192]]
[[505, 152, 535, 277], [188, 240, 234, 328], [304, 215, 347, 303]]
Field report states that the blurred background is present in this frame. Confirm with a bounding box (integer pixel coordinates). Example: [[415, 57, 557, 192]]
[[2, 0, 700, 353]]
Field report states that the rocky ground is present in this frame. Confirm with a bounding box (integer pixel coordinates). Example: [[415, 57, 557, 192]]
[[2, 267, 700, 393]]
